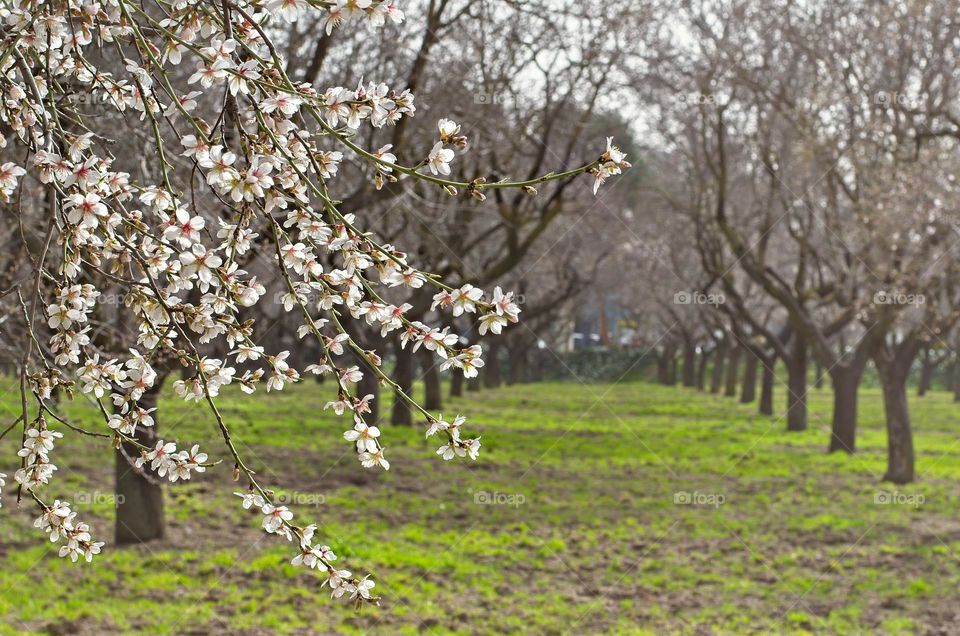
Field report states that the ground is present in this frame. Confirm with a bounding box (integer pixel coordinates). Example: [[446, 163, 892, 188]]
[[0, 377, 958, 635]]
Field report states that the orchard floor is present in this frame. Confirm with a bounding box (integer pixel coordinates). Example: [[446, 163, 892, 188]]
[[1, 379, 960, 635]]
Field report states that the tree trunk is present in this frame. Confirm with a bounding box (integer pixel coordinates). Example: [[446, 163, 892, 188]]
[[917, 349, 932, 397], [696, 350, 711, 391], [785, 334, 807, 432], [828, 365, 861, 453], [483, 340, 502, 388], [450, 371, 464, 398], [759, 354, 775, 415], [356, 359, 381, 425], [740, 352, 758, 404], [710, 340, 727, 394], [814, 362, 824, 389], [724, 346, 741, 398], [420, 349, 442, 410], [666, 348, 678, 385], [507, 340, 529, 385], [876, 357, 915, 484], [682, 343, 696, 387], [115, 379, 166, 545], [390, 340, 415, 425]]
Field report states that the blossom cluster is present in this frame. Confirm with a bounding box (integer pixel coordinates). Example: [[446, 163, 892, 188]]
[[236, 490, 375, 601], [322, 0, 404, 35], [14, 422, 63, 489], [427, 414, 481, 460], [135, 441, 209, 482], [34, 499, 104, 563]]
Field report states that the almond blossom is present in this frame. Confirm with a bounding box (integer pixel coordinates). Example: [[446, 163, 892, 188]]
[[427, 142, 455, 176]]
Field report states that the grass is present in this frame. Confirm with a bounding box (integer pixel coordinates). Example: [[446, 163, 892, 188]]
[[0, 377, 959, 634]]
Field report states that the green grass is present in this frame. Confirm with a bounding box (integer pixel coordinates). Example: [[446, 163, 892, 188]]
[[0, 378, 959, 634]]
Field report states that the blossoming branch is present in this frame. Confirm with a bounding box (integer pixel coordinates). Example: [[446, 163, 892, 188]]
[[0, 0, 628, 606]]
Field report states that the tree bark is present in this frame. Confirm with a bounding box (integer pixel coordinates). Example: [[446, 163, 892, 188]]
[[785, 334, 807, 431], [420, 349, 442, 410], [666, 347, 678, 385], [917, 349, 932, 397], [880, 376, 914, 483], [390, 340, 415, 425], [696, 350, 711, 391], [300, 32, 334, 84], [507, 338, 530, 385], [710, 339, 727, 394], [356, 355, 381, 425], [724, 346, 741, 398], [483, 340, 502, 388], [814, 362, 825, 389], [828, 365, 860, 453], [874, 341, 920, 484], [759, 354, 775, 415], [682, 342, 696, 387], [740, 352, 758, 403], [450, 371, 464, 398], [115, 378, 166, 545]]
